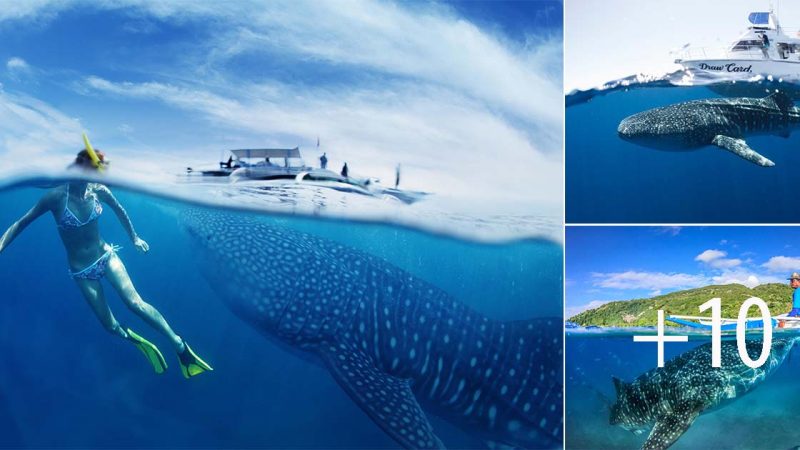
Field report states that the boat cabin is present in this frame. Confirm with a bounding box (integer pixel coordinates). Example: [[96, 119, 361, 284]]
[[728, 11, 800, 61], [222, 147, 305, 169]]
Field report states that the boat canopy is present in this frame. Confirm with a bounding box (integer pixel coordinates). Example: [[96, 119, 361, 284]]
[[748, 11, 777, 29], [231, 147, 301, 159]]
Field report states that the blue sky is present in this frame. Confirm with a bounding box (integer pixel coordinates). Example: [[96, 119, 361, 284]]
[[566, 0, 800, 90], [0, 0, 563, 215], [566, 226, 800, 317]]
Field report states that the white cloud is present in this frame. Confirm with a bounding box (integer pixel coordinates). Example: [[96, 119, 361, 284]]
[[0, 1, 561, 144], [695, 249, 741, 269], [763, 256, 800, 273], [0, 89, 83, 171], [656, 226, 682, 236], [695, 249, 725, 263], [5, 57, 33, 82], [591, 271, 707, 290], [6, 57, 29, 71], [711, 269, 783, 289], [566, 300, 614, 319]]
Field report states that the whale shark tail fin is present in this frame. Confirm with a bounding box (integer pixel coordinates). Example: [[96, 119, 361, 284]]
[[644, 404, 701, 450], [318, 340, 445, 450]]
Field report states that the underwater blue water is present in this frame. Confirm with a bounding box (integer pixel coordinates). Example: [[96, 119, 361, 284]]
[[566, 79, 800, 223], [566, 333, 800, 449], [0, 182, 561, 448]]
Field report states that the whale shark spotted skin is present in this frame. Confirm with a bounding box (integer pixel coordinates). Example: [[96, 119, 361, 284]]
[[182, 209, 563, 449], [610, 338, 797, 450], [617, 92, 800, 167]]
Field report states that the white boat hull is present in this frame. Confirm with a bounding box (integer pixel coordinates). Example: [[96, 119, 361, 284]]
[[678, 58, 800, 79]]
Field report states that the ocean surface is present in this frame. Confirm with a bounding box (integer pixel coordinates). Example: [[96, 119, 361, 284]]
[[566, 330, 800, 449], [566, 73, 800, 223], [0, 179, 562, 448]]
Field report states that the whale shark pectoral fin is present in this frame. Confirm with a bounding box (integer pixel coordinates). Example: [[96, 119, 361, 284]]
[[642, 408, 699, 450], [318, 342, 445, 450], [712, 135, 775, 167]]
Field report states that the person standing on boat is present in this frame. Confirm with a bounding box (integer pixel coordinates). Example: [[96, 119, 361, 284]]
[[394, 163, 401, 189], [761, 33, 770, 59], [341, 162, 349, 178], [320, 152, 328, 169], [788, 272, 800, 317], [0, 148, 212, 378]]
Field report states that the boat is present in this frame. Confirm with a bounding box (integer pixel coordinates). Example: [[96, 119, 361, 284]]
[[184, 147, 429, 203], [667, 314, 800, 330], [675, 11, 800, 79], [185, 147, 311, 178]]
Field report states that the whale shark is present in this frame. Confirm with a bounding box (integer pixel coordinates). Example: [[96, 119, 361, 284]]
[[610, 338, 797, 450], [182, 209, 562, 449], [617, 92, 800, 167]]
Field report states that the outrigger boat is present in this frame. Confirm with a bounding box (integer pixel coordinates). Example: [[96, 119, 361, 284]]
[[667, 314, 800, 330], [675, 11, 800, 79]]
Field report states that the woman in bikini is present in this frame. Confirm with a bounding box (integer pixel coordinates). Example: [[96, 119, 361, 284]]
[[0, 149, 211, 378]]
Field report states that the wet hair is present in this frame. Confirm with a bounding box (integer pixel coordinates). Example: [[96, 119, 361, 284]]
[[72, 148, 106, 170]]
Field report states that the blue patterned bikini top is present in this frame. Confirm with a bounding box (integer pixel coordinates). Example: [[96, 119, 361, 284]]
[[58, 184, 103, 229]]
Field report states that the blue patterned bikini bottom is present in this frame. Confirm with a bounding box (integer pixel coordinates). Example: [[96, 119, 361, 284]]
[[70, 244, 121, 280]]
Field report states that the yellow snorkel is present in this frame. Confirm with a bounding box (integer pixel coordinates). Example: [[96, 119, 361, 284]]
[[82, 132, 104, 172]]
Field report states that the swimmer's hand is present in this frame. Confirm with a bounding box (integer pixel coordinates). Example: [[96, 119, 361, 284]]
[[134, 236, 150, 253]]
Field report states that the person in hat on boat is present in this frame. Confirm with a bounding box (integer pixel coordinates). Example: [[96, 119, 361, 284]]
[[0, 147, 212, 378], [788, 272, 800, 317]]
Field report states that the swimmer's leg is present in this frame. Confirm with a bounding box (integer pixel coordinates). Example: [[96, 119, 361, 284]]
[[75, 278, 128, 339], [104, 253, 183, 352]]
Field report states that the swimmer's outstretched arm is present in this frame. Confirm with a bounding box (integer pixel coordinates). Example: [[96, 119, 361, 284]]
[[0, 192, 55, 253], [95, 185, 149, 253]]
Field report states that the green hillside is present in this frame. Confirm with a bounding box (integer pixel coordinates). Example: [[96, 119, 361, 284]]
[[569, 283, 793, 327]]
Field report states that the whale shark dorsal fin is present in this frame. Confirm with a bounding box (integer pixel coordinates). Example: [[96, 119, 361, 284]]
[[612, 376, 626, 396], [711, 135, 775, 167], [319, 341, 445, 449], [765, 91, 794, 112], [643, 407, 700, 450]]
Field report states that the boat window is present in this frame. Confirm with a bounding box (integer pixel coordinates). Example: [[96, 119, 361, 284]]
[[732, 39, 763, 51]]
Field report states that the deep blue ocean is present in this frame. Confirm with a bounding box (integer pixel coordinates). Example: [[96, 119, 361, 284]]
[[0, 182, 561, 448], [566, 333, 800, 449], [566, 79, 800, 223]]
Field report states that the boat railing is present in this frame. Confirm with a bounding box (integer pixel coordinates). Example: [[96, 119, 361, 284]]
[[675, 46, 771, 61]]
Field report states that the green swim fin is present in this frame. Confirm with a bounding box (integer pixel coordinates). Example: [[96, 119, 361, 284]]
[[126, 328, 167, 374], [178, 341, 213, 378]]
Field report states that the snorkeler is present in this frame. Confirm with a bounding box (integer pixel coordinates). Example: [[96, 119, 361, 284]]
[[0, 147, 212, 378], [788, 272, 800, 317]]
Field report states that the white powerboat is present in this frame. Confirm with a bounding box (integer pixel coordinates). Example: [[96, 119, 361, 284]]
[[675, 11, 800, 79], [228, 147, 313, 180], [185, 147, 311, 178]]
